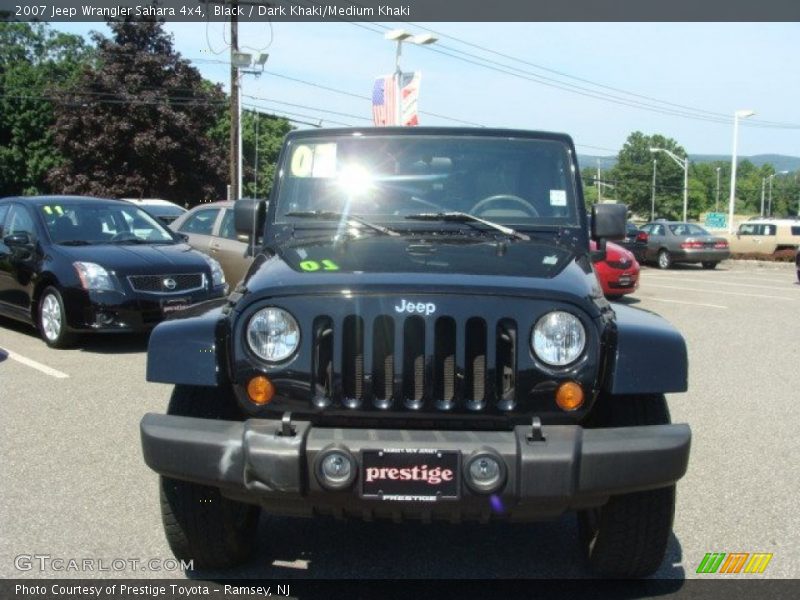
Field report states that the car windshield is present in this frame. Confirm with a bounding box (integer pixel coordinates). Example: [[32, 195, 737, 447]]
[[668, 223, 710, 236], [40, 201, 176, 244], [274, 135, 579, 229], [140, 204, 185, 218]]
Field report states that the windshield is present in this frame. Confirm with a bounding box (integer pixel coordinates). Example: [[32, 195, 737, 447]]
[[40, 201, 176, 244], [274, 135, 579, 229], [668, 223, 710, 236], [140, 204, 185, 218]]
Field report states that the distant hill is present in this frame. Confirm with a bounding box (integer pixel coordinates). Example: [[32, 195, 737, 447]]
[[577, 153, 800, 172]]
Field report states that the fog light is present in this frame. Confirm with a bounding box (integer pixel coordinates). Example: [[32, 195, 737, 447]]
[[465, 452, 506, 494], [247, 375, 275, 405], [315, 447, 357, 490], [555, 381, 584, 411]]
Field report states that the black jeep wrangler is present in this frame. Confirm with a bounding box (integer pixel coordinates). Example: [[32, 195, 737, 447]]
[[140, 128, 690, 577]]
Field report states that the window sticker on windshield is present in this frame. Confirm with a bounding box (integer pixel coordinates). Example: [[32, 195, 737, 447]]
[[549, 190, 567, 207], [43, 206, 53, 214], [290, 143, 337, 178], [299, 259, 340, 272], [543, 255, 558, 265]]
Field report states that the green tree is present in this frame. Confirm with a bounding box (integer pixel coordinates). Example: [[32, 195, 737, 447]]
[[611, 131, 690, 220], [240, 109, 293, 198], [47, 20, 227, 204], [0, 23, 90, 195]]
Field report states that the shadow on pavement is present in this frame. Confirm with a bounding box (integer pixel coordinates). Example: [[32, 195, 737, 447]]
[[77, 332, 150, 354], [188, 513, 686, 582]]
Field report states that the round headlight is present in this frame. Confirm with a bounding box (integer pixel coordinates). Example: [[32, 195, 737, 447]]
[[532, 311, 586, 366], [247, 307, 300, 362]]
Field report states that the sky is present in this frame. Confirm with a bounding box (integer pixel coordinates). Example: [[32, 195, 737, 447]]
[[52, 21, 800, 157]]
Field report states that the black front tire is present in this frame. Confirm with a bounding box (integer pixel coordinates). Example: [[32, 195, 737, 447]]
[[701, 261, 718, 270], [578, 395, 676, 578], [159, 385, 260, 569]]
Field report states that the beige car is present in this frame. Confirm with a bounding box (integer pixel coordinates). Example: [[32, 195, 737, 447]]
[[169, 201, 256, 285], [725, 219, 800, 255]]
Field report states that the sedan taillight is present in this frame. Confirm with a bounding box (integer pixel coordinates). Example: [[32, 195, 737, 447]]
[[714, 240, 729, 249], [635, 231, 649, 243], [680, 240, 706, 249]]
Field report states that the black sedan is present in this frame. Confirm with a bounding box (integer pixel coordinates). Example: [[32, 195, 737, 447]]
[[0, 196, 228, 348], [617, 222, 648, 263]]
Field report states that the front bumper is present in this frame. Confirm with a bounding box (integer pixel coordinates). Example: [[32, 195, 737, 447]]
[[140, 414, 690, 521]]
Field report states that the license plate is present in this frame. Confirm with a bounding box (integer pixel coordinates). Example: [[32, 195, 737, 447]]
[[361, 449, 460, 501], [161, 297, 191, 315], [617, 276, 632, 286]]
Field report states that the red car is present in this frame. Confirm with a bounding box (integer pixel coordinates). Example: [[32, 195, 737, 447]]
[[591, 240, 640, 299]]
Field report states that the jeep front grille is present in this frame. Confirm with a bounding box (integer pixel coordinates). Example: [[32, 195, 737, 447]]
[[311, 314, 518, 412]]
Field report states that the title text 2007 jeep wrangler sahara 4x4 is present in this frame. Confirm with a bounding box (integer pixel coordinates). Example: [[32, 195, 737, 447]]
[[140, 128, 690, 577]]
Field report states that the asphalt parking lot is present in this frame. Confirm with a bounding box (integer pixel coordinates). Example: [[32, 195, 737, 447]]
[[1, 260, 798, 580]]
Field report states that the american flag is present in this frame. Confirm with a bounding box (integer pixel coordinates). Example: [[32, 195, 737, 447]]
[[372, 75, 396, 126]]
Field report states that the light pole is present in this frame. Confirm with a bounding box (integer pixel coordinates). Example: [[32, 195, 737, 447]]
[[728, 109, 756, 233], [232, 51, 268, 198], [651, 159, 657, 221], [384, 29, 437, 126], [760, 176, 766, 217], [715, 167, 721, 212], [650, 147, 689, 222]]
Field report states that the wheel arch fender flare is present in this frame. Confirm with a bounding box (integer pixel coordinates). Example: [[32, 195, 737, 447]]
[[147, 300, 230, 387], [605, 304, 688, 395]]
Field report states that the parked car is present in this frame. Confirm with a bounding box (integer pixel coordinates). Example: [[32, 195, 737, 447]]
[[591, 240, 640, 299], [123, 198, 187, 226], [169, 200, 256, 285], [796, 246, 800, 283], [616, 222, 648, 263], [724, 219, 800, 255], [0, 196, 228, 348], [640, 221, 730, 269]]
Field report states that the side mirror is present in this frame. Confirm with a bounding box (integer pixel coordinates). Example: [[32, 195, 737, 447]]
[[176, 232, 190, 243], [234, 198, 267, 236], [4, 232, 32, 248], [591, 203, 627, 242]]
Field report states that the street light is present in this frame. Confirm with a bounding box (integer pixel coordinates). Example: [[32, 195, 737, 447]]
[[715, 166, 721, 212], [650, 147, 689, 222], [651, 159, 658, 221], [384, 29, 437, 125], [728, 109, 756, 233]]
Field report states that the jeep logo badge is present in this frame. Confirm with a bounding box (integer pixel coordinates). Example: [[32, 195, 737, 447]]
[[163, 277, 177, 291], [395, 299, 436, 316]]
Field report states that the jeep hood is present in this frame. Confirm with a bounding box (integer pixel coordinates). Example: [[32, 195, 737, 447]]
[[242, 236, 603, 310]]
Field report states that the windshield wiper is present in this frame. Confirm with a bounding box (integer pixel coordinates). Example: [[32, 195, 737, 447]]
[[58, 240, 92, 246], [404, 212, 530, 241], [285, 211, 400, 237]]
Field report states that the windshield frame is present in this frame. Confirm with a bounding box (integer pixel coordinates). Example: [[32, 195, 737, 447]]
[[264, 129, 586, 245]]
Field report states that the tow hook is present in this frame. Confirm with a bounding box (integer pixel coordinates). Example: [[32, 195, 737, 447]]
[[279, 412, 296, 437], [527, 416, 545, 443]]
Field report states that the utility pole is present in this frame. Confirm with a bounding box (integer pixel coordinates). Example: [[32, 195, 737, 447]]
[[767, 174, 774, 217], [760, 177, 766, 217], [596, 163, 601, 203], [715, 167, 721, 212], [253, 111, 259, 197], [229, 2, 239, 201], [651, 159, 657, 221]]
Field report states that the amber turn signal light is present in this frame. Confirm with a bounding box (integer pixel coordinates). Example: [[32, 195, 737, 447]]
[[555, 381, 584, 411], [247, 375, 275, 405]]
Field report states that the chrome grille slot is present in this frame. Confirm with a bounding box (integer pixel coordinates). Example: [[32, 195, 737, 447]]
[[371, 316, 395, 409], [465, 317, 487, 411], [434, 317, 457, 410], [496, 319, 517, 411], [311, 317, 333, 408], [402, 316, 426, 409], [342, 316, 364, 408]]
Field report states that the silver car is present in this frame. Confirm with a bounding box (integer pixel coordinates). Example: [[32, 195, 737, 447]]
[[640, 221, 730, 269]]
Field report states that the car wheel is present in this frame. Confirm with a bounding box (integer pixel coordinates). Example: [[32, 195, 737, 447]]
[[38, 287, 76, 348], [578, 395, 676, 578], [159, 385, 260, 569], [701, 262, 718, 270], [657, 250, 672, 270]]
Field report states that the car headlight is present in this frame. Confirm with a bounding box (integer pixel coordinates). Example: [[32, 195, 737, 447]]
[[532, 311, 586, 366], [73, 262, 115, 291], [203, 255, 225, 287], [247, 307, 300, 362]]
